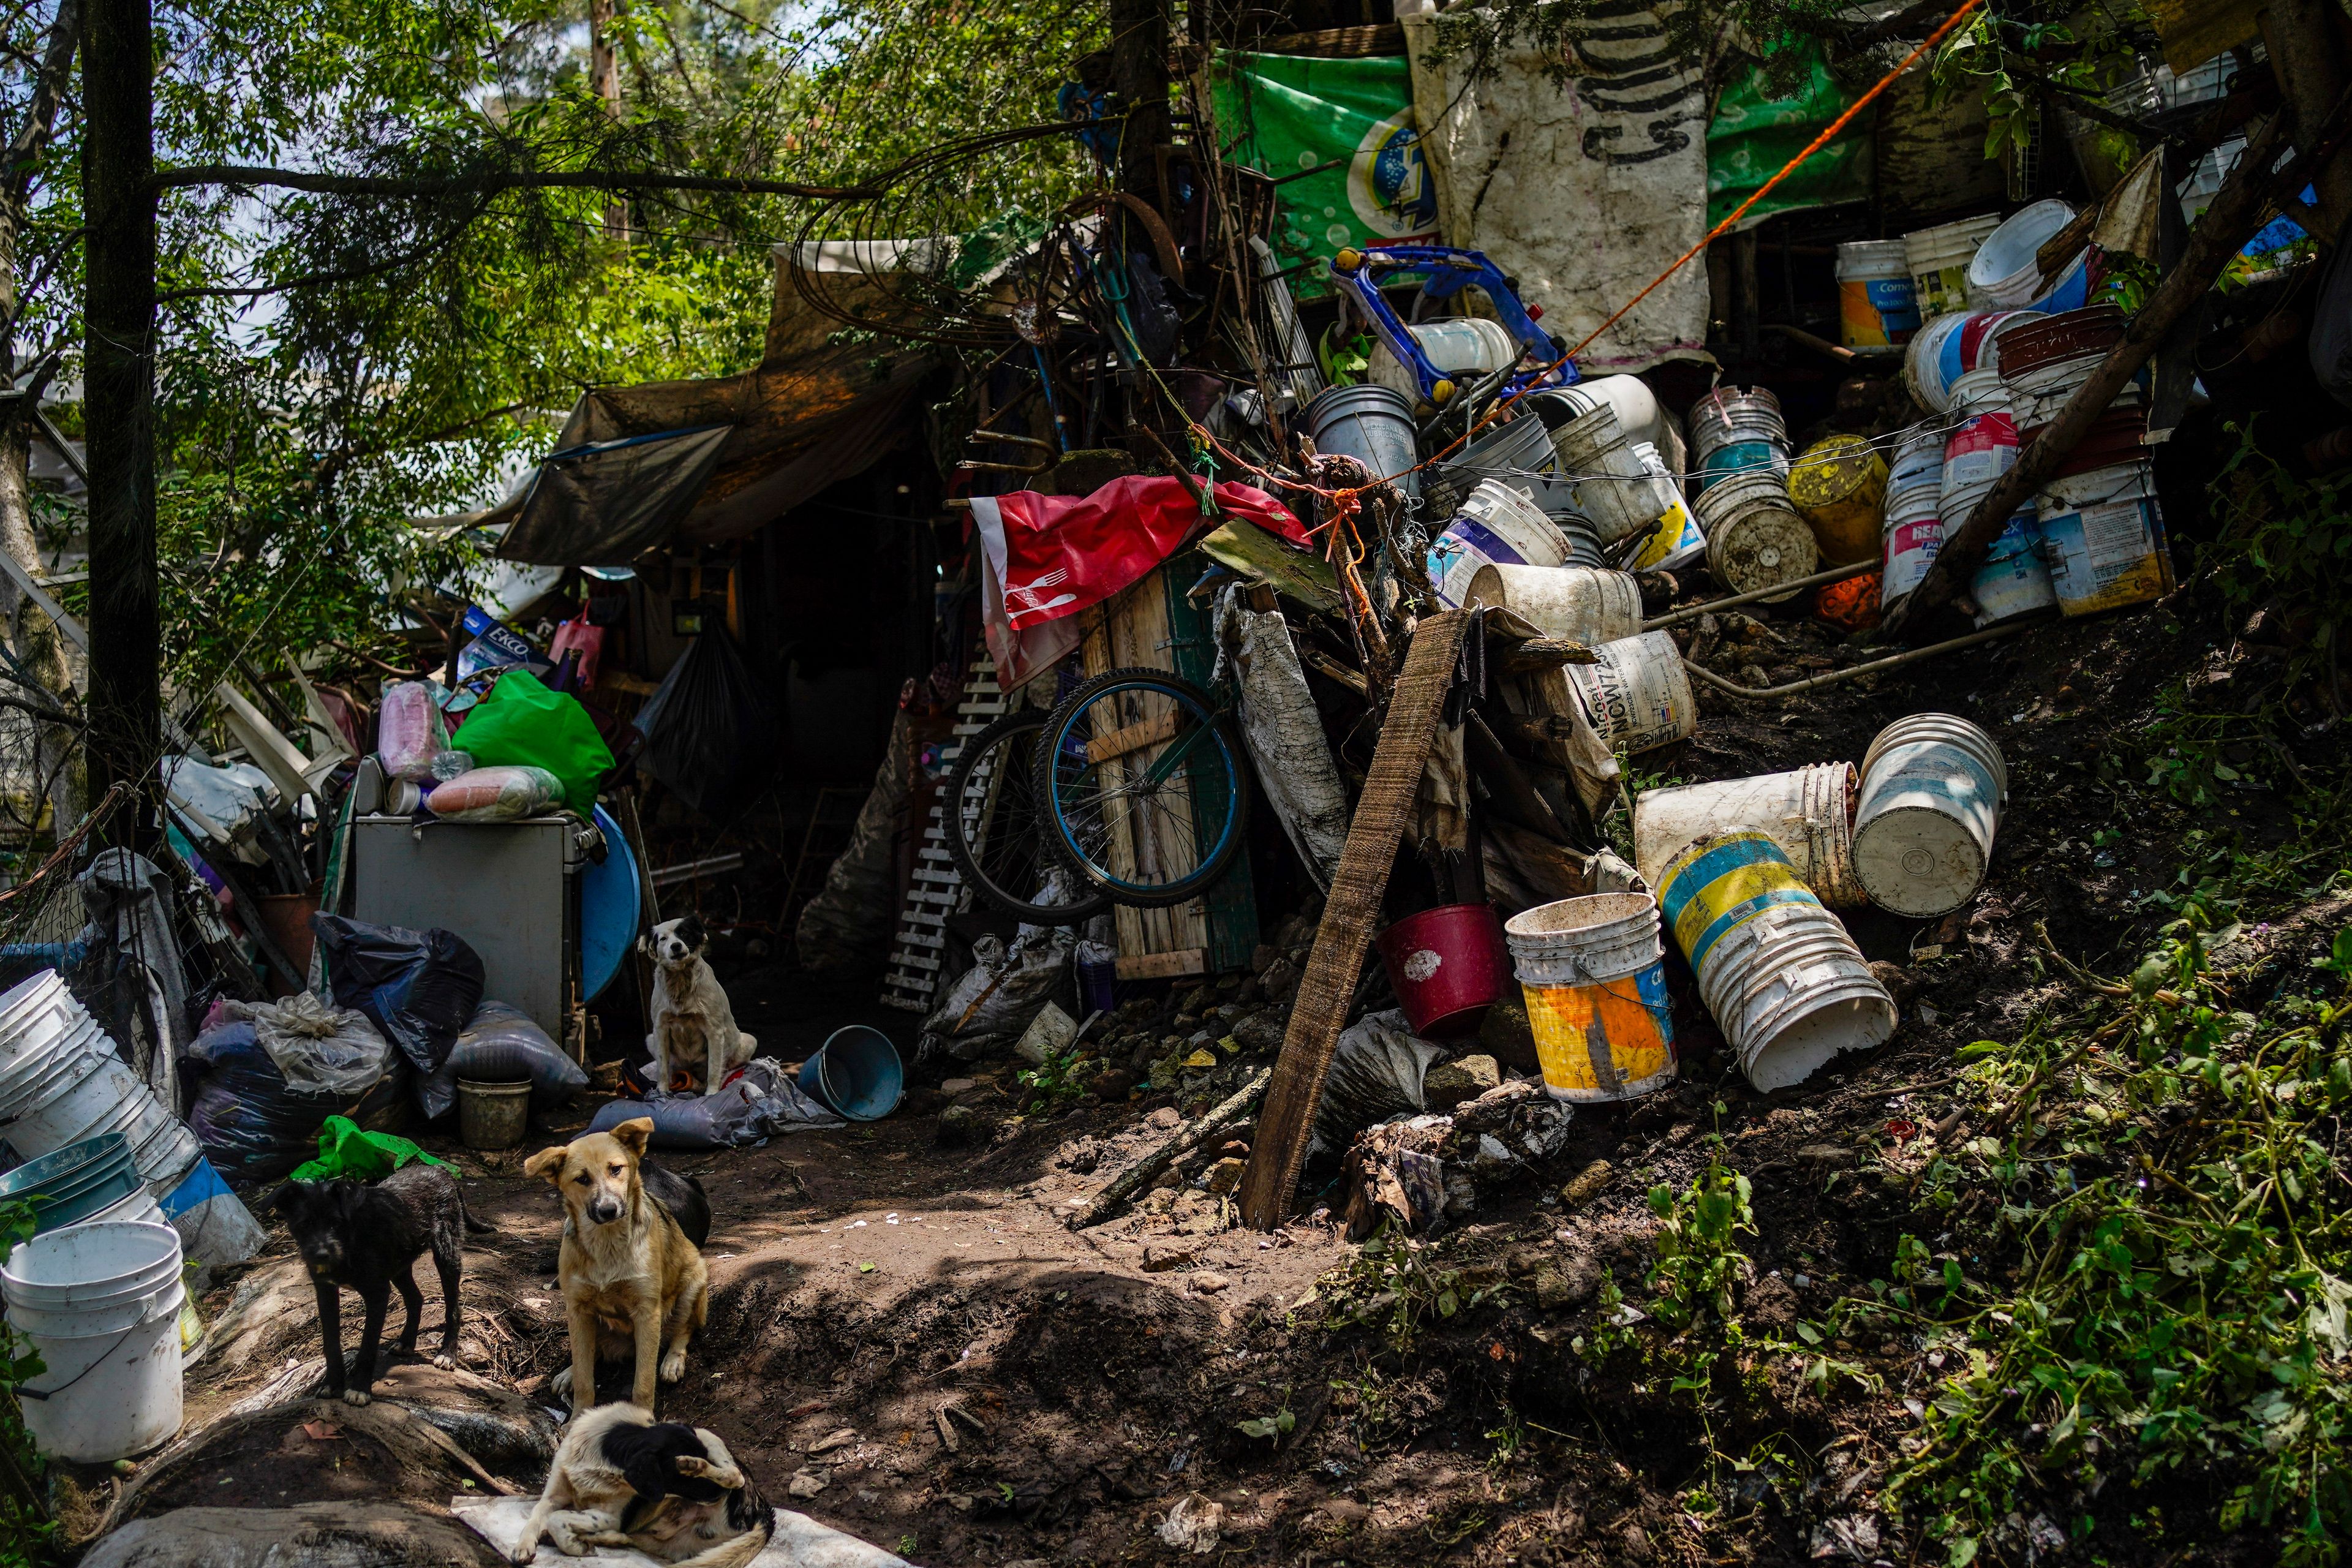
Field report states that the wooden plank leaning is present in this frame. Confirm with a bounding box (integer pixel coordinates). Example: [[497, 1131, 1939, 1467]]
[[1237, 609, 1470, 1231]]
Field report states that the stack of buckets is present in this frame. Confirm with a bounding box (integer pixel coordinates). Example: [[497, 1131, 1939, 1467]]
[[1690, 387, 1814, 601], [1687, 386, 1791, 498], [1630, 763, 1866, 910], [1427, 478, 1589, 606], [1997, 306, 2172, 616], [2, 1219, 185, 1460], [0, 970, 262, 1273], [1881, 429, 1946, 614]]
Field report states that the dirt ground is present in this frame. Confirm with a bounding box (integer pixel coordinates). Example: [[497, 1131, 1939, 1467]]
[[72, 583, 2331, 1568]]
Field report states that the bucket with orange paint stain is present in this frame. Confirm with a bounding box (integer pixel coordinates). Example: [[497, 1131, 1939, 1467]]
[[1503, 893, 1677, 1103]]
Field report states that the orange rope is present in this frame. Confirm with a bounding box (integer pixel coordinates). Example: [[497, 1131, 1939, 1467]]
[[1171, 0, 1987, 513], [1566, 0, 1987, 360]]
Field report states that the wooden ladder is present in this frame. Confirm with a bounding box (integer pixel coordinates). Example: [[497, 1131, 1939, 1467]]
[[878, 658, 1005, 1012]]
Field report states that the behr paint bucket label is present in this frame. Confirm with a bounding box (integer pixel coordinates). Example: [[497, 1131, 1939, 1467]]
[[1523, 965, 1676, 1102]]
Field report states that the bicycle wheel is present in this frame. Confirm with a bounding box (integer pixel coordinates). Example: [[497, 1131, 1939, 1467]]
[[944, 709, 1112, 925], [1032, 667, 1251, 908]]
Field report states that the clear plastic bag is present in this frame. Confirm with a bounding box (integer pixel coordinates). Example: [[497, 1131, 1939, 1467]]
[[226, 991, 390, 1097], [379, 680, 452, 782], [418, 1000, 589, 1119], [427, 764, 564, 823]]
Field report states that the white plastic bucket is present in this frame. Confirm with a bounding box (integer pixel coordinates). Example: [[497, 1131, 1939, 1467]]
[[1566, 631, 1697, 755], [1887, 428, 1945, 499], [1504, 893, 1676, 1102], [1904, 213, 2002, 316], [1853, 719, 2005, 917], [1657, 833, 1895, 1092], [1969, 200, 2078, 307], [1633, 763, 1863, 908], [1698, 469, 1819, 601], [1687, 387, 1790, 499], [75, 1186, 167, 1231], [1863, 712, 2008, 801], [4, 1221, 184, 1461], [1366, 317, 1521, 401], [1428, 478, 1568, 606], [2035, 460, 2173, 616], [1970, 510, 2057, 625], [1554, 404, 1679, 543], [1837, 239, 1920, 347], [1465, 564, 1643, 643], [1424, 410, 1558, 518], [1881, 486, 1944, 609], [0, 971, 86, 1068], [0, 1036, 150, 1167], [2004, 349, 2143, 433], [1940, 372, 2018, 525], [1903, 311, 2040, 413]]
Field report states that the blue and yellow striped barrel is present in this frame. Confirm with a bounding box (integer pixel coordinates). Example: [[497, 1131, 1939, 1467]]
[[1657, 832, 1822, 973]]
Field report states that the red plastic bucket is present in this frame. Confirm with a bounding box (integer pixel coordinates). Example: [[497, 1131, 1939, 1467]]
[[1376, 904, 1509, 1038]]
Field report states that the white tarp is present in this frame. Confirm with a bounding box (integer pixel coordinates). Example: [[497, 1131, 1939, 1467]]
[[455, 1495, 913, 1568], [1401, 4, 1714, 375]]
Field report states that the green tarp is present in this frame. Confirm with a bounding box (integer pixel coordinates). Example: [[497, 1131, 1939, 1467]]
[[1208, 51, 1438, 300], [1708, 37, 1873, 228]]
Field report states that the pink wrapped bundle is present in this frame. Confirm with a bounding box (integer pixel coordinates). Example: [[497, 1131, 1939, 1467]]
[[428, 765, 564, 823], [377, 680, 451, 782]]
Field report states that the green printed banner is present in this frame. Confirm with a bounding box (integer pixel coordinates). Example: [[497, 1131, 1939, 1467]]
[[1708, 37, 1874, 228]]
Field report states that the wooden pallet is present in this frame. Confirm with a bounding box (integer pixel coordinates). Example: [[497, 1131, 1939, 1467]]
[[879, 660, 1002, 1013]]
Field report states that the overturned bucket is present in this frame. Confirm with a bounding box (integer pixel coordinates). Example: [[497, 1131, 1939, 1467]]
[[1552, 404, 1679, 544], [1852, 713, 2005, 917], [1428, 479, 1569, 607], [1659, 834, 1896, 1092], [1969, 510, 2058, 626], [1567, 631, 1697, 755], [1632, 763, 1863, 908], [800, 1026, 904, 1121], [1305, 383, 1420, 502], [1698, 469, 1819, 601], [1787, 435, 1888, 566], [1464, 564, 1643, 644], [1504, 894, 1676, 1103]]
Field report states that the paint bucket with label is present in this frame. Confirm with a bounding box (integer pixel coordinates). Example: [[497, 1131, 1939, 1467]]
[[1566, 631, 1697, 755], [1852, 714, 2005, 917], [1552, 404, 1679, 543], [1376, 903, 1510, 1039], [1939, 368, 2018, 526], [1969, 509, 2058, 625], [1880, 479, 1943, 611], [1787, 434, 1888, 565], [1626, 492, 1708, 573], [1837, 239, 1921, 347], [2035, 453, 2172, 617], [1427, 479, 1569, 606], [1658, 834, 1897, 1092], [1903, 309, 2040, 413], [1698, 470, 1819, 601], [1903, 214, 2002, 316], [1504, 893, 1676, 1103], [1306, 383, 1420, 501], [1633, 764, 1863, 908], [1465, 564, 1644, 643]]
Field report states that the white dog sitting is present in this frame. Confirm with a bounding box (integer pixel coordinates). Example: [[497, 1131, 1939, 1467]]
[[640, 916, 756, 1096]]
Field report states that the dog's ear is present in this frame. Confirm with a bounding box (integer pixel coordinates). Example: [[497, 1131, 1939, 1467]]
[[608, 1117, 655, 1159], [635, 931, 653, 959], [674, 913, 706, 952], [270, 1182, 303, 1215], [521, 1144, 572, 1182]]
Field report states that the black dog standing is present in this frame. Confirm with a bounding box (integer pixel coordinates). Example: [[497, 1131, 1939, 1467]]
[[273, 1162, 492, 1405]]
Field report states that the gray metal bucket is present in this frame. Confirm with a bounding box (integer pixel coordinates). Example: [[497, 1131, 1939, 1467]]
[[1306, 383, 1421, 500]]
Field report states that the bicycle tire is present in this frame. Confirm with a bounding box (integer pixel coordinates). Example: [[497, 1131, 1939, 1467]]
[[1031, 666, 1251, 909], [943, 708, 1111, 925]]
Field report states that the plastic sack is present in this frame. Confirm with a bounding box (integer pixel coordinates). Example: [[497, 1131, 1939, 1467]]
[[918, 923, 1074, 1065], [630, 628, 773, 819], [1215, 584, 1348, 889], [314, 914, 487, 1074], [227, 991, 388, 1097], [419, 1001, 589, 1120], [429, 765, 565, 823], [587, 1058, 842, 1149], [160, 755, 280, 846], [379, 680, 453, 783], [1310, 1009, 1447, 1159], [452, 671, 612, 814], [183, 1020, 349, 1186], [288, 1113, 452, 1183]]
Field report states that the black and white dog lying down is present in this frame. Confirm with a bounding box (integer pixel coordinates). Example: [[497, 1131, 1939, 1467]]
[[513, 1401, 771, 1566]]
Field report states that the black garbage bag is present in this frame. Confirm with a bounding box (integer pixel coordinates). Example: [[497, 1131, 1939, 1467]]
[[312, 914, 486, 1074], [183, 1020, 347, 1186], [631, 627, 773, 818], [419, 1001, 589, 1119]]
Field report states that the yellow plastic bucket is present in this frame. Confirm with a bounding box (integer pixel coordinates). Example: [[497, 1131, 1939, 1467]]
[[1787, 435, 1888, 566], [1503, 894, 1676, 1102]]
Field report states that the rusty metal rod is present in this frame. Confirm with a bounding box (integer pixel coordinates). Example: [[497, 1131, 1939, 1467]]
[[1682, 619, 2037, 701], [1642, 557, 1879, 631]]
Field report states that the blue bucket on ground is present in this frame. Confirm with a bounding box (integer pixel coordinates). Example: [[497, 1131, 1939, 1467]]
[[798, 1027, 903, 1121], [0, 1134, 139, 1234]]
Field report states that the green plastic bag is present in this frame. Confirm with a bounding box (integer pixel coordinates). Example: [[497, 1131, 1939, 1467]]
[[453, 671, 613, 814], [288, 1115, 451, 1184]]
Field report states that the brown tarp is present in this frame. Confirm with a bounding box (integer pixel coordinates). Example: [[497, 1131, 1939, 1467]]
[[493, 267, 934, 564]]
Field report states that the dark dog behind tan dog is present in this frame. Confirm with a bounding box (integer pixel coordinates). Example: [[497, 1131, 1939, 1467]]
[[524, 1118, 710, 1411]]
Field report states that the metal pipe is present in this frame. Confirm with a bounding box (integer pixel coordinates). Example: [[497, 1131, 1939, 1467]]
[[1682, 619, 2037, 702], [1641, 557, 1877, 630]]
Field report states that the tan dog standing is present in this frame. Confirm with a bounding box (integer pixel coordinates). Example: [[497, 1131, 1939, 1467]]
[[523, 1118, 709, 1412]]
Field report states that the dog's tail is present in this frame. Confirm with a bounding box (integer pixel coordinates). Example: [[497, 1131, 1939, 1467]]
[[458, 1185, 497, 1236], [668, 1501, 772, 1568]]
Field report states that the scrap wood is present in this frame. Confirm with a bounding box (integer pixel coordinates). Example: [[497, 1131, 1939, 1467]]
[[1238, 609, 1471, 1231], [1067, 1065, 1270, 1229], [1198, 517, 1342, 616], [1887, 88, 2338, 628], [1492, 637, 1601, 676]]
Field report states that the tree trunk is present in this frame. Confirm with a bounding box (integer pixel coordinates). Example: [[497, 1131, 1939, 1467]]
[[590, 0, 627, 241], [83, 0, 160, 851], [1109, 0, 1170, 202], [2271, 0, 2352, 240], [0, 428, 83, 838]]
